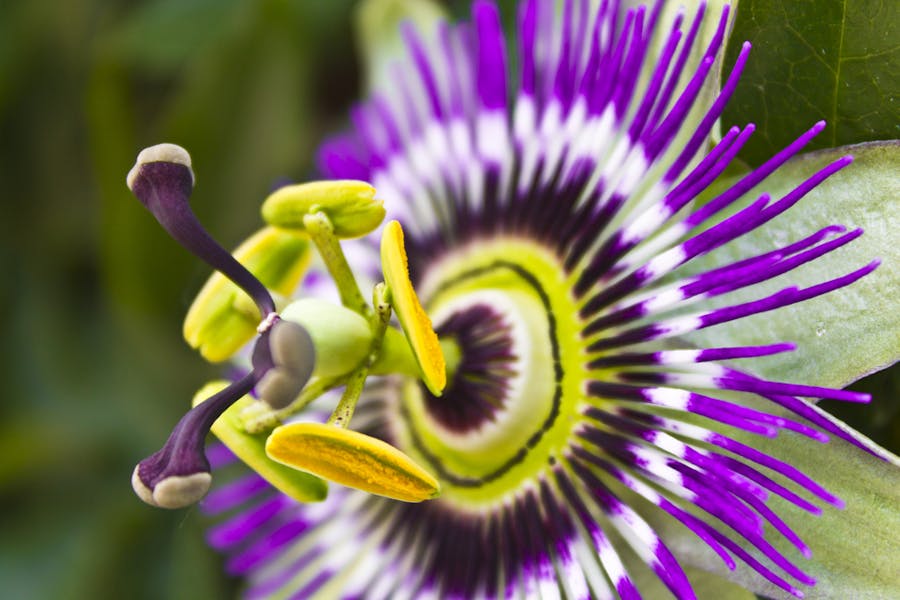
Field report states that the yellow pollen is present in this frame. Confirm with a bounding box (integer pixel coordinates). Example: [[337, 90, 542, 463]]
[[380, 220, 447, 396], [266, 422, 440, 502]]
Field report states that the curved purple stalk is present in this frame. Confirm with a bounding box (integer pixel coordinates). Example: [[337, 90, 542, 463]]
[[127, 145, 276, 318]]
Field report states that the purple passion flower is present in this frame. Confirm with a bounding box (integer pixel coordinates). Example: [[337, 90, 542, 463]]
[[125, 1, 894, 599]]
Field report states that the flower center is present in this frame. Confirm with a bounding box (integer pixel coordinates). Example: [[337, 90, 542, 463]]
[[424, 303, 517, 433], [390, 237, 592, 509]]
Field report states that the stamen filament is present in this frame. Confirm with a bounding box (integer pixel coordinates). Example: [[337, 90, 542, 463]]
[[302, 211, 373, 320], [241, 374, 351, 434], [328, 283, 393, 428]]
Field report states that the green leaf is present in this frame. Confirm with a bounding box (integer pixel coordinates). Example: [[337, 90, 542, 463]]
[[625, 551, 757, 599], [830, 365, 900, 455], [684, 141, 900, 389], [723, 0, 900, 166], [648, 409, 900, 599]]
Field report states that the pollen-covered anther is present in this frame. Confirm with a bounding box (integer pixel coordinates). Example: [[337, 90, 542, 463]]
[[266, 422, 440, 502], [380, 220, 446, 396]]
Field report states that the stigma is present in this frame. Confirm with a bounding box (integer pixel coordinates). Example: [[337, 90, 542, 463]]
[[126, 145, 316, 508]]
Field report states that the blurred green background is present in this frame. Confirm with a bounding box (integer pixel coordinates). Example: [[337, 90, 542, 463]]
[[0, 0, 895, 598]]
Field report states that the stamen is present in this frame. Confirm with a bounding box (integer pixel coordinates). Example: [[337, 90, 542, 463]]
[[260, 179, 385, 239], [381, 220, 447, 396], [126, 143, 276, 318], [197, 384, 327, 505], [266, 422, 441, 502]]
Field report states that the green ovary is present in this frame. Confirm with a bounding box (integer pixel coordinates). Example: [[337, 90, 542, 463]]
[[390, 238, 592, 509]]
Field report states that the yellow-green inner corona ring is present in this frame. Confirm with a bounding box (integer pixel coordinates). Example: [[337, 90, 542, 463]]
[[391, 237, 591, 508]]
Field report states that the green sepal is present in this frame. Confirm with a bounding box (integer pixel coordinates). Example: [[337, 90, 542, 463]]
[[279, 299, 372, 378], [193, 381, 327, 503], [626, 557, 756, 600], [261, 180, 385, 239], [183, 226, 310, 363]]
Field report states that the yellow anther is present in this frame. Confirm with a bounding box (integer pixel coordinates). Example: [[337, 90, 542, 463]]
[[266, 422, 440, 503], [262, 180, 385, 239], [193, 381, 327, 503], [184, 227, 310, 362], [380, 220, 446, 396]]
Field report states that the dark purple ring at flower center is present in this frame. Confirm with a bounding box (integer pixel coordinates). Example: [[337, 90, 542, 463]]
[[425, 303, 517, 433]]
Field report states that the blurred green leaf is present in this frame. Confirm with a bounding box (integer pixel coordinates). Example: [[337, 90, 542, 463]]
[[723, 0, 900, 165], [106, 0, 244, 71], [89, 0, 333, 319], [2, 1, 357, 598]]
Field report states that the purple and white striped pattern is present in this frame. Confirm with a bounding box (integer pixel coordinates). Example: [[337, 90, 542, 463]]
[[206, 1, 880, 597]]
